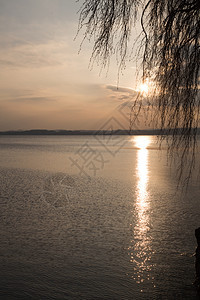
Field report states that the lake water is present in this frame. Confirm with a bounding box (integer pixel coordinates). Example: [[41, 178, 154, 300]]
[[0, 135, 200, 299]]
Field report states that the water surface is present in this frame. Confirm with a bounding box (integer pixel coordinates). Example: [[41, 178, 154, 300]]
[[0, 135, 200, 299]]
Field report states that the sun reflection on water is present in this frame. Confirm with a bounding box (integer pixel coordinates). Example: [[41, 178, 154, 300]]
[[128, 136, 154, 287], [135, 136, 150, 230]]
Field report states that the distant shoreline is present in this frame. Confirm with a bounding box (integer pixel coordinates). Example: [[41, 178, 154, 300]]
[[0, 129, 199, 136], [0, 129, 164, 136]]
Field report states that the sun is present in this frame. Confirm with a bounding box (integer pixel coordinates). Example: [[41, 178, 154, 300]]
[[134, 136, 150, 150], [139, 83, 149, 95]]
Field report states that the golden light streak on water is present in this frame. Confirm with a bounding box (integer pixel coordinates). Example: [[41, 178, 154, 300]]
[[129, 136, 154, 287], [135, 136, 150, 234]]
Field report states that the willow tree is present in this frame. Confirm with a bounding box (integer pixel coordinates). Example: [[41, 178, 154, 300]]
[[78, 0, 200, 182]]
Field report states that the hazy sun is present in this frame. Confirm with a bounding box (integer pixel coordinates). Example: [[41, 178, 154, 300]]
[[139, 83, 149, 95], [135, 136, 150, 150]]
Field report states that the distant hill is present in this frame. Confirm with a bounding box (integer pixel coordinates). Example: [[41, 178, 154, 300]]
[[0, 129, 199, 136], [0, 129, 162, 135]]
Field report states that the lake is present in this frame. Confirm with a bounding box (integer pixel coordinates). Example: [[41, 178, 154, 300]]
[[0, 135, 200, 299]]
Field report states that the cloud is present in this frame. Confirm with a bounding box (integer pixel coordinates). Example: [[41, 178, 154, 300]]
[[0, 88, 56, 105], [106, 84, 137, 95], [0, 41, 67, 69], [104, 84, 138, 106], [9, 97, 56, 103], [0, 2, 79, 70], [0, 88, 33, 98], [0, 59, 17, 67], [0, 0, 79, 26]]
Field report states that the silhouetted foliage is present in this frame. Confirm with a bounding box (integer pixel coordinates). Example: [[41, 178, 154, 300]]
[[78, 0, 200, 183]]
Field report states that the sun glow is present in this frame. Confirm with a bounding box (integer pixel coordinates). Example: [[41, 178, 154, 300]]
[[135, 136, 150, 150], [139, 83, 149, 95]]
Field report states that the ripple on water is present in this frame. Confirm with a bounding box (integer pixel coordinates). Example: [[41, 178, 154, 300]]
[[0, 167, 199, 299]]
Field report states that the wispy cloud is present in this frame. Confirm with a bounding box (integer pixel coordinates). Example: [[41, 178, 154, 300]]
[[8, 97, 56, 103], [0, 1, 139, 130], [0, 88, 33, 98], [0, 41, 67, 69], [106, 84, 137, 95]]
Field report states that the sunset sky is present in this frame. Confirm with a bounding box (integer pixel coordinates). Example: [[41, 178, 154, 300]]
[[0, 0, 143, 131]]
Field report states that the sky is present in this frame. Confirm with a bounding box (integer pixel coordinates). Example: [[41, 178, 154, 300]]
[[0, 0, 143, 131]]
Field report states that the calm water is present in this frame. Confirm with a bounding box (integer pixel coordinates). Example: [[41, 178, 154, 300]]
[[0, 135, 200, 299]]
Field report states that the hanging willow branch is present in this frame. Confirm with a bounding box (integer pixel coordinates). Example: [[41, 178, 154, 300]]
[[78, 0, 200, 182]]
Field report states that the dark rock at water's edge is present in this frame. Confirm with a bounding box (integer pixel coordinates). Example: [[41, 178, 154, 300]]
[[194, 227, 200, 296]]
